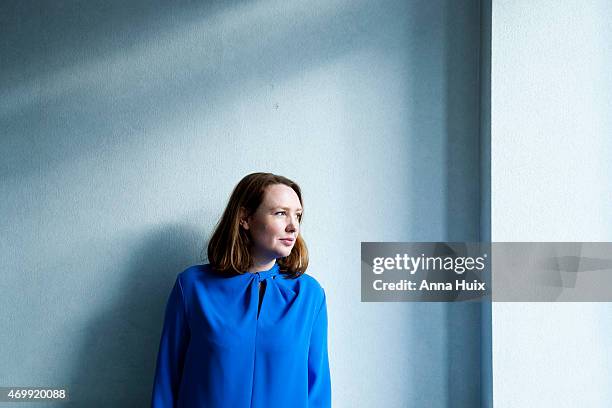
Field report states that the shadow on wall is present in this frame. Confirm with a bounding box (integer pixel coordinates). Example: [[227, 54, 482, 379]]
[[1, 0, 378, 181], [66, 223, 205, 406], [441, 0, 484, 407], [405, 0, 484, 406]]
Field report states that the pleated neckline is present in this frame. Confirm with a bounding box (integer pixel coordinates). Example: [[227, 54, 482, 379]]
[[246, 262, 280, 281]]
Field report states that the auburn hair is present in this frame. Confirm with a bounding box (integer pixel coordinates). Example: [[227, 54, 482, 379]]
[[206, 172, 308, 279]]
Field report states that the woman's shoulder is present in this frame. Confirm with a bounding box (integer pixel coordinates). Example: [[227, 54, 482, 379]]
[[295, 272, 325, 291], [175, 263, 215, 285], [294, 272, 327, 315], [287, 271, 327, 307]]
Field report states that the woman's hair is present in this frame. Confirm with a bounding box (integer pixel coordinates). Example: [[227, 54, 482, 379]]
[[206, 172, 308, 279]]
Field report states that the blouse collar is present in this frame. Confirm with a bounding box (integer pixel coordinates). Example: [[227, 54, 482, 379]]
[[247, 262, 280, 281]]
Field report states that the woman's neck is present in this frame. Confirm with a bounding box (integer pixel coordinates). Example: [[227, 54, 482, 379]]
[[249, 258, 276, 273]]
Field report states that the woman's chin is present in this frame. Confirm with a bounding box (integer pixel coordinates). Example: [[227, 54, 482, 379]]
[[275, 249, 293, 258]]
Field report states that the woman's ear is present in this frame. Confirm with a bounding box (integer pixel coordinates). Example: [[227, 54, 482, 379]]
[[239, 207, 250, 230]]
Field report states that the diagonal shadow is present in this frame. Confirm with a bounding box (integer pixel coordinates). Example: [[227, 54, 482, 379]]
[[65, 222, 205, 406], [1, 0, 381, 181]]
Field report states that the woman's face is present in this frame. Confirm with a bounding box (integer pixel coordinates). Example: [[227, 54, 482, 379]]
[[242, 184, 302, 264]]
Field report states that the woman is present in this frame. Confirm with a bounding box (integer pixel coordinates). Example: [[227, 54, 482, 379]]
[[151, 172, 331, 407]]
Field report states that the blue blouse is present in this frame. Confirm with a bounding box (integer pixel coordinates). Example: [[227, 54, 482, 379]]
[[151, 262, 331, 407]]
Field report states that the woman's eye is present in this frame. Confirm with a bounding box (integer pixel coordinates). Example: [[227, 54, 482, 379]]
[[274, 211, 302, 220]]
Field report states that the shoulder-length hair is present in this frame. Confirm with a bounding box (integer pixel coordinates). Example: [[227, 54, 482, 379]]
[[206, 172, 308, 279]]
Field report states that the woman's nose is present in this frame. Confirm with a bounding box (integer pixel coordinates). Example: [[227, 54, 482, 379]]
[[287, 216, 299, 231]]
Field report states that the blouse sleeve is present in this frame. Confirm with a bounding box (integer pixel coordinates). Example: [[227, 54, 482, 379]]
[[307, 288, 331, 407], [151, 275, 191, 408]]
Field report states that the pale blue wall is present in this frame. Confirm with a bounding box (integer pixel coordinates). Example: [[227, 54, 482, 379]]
[[0, 1, 484, 406], [492, 1, 612, 407]]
